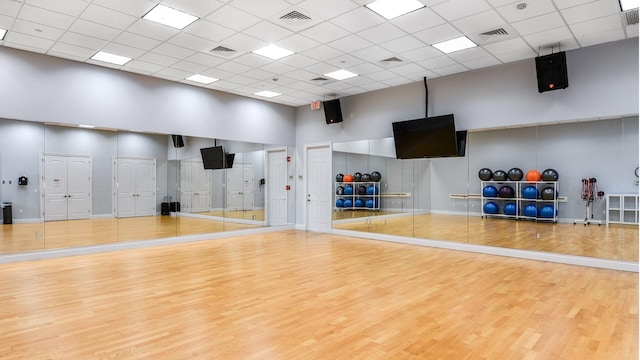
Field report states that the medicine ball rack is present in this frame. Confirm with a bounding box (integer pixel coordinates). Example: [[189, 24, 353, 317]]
[[481, 180, 559, 223], [335, 181, 381, 211]]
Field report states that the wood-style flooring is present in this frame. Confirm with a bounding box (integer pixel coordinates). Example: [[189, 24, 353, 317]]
[[0, 230, 636, 359]]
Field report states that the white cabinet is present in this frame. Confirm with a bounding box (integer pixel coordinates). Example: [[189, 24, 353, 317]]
[[335, 182, 381, 211], [606, 194, 639, 225], [481, 181, 559, 222]]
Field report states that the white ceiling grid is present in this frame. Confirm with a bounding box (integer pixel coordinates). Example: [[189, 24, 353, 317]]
[[0, 0, 636, 106]]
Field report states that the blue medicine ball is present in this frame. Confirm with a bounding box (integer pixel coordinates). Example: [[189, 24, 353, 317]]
[[344, 185, 353, 195], [483, 202, 499, 214], [539, 205, 555, 218], [336, 198, 344, 208], [483, 185, 498, 197], [343, 199, 353, 208], [366, 185, 379, 195], [524, 204, 538, 217], [503, 203, 517, 216], [522, 185, 538, 199], [355, 199, 365, 207], [366, 199, 373, 208]]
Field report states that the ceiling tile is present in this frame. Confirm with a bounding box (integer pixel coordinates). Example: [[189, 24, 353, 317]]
[[261, 61, 296, 74], [58, 31, 107, 50], [101, 42, 147, 59], [243, 21, 294, 43], [350, 45, 395, 62], [150, 42, 197, 59], [357, 22, 407, 44], [80, 4, 138, 30], [301, 45, 343, 61], [68, 19, 121, 41], [26, 0, 90, 17], [554, 0, 602, 10], [366, 70, 400, 81], [483, 37, 532, 55], [452, 10, 505, 35], [486, 0, 520, 6], [113, 32, 161, 51], [216, 60, 253, 74], [512, 12, 566, 36], [183, 20, 236, 43], [330, 7, 385, 33], [167, 32, 216, 52], [413, 23, 463, 45], [221, 32, 266, 53], [205, 5, 261, 32], [171, 61, 208, 74], [327, 34, 374, 53], [0, 0, 22, 18], [228, 0, 291, 19], [299, 21, 350, 43], [492, 47, 537, 62], [570, 14, 623, 36], [162, 0, 226, 18], [391, 7, 446, 34], [276, 33, 322, 53], [154, 67, 192, 81], [523, 26, 575, 49], [418, 56, 458, 70], [389, 63, 427, 76], [399, 46, 444, 62], [432, 0, 492, 21], [379, 35, 425, 53], [0, 14, 13, 29], [297, 0, 359, 20], [232, 53, 272, 67], [325, 54, 365, 69], [122, 59, 166, 73], [137, 52, 180, 66], [11, 19, 65, 41], [19, 4, 76, 30], [575, 27, 626, 47], [561, 0, 620, 24], [127, 19, 180, 42], [5, 31, 54, 51], [90, 0, 156, 17], [349, 62, 385, 76], [433, 63, 468, 76], [447, 47, 493, 62], [244, 67, 277, 80], [48, 42, 95, 58], [186, 52, 227, 67], [459, 56, 501, 70], [48, 50, 89, 62], [279, 53, 318, 68], [497, 0, 556, 23]]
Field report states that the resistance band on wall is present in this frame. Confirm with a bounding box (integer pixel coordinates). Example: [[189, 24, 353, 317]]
[[575, 178, 605, 226]]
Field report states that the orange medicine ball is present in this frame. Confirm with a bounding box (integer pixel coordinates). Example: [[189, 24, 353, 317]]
[[343, 174, 354, 182], [525, 170, 542, 182]]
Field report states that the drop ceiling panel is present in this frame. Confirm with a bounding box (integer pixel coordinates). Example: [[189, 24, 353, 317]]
[[113, 32, 162, 51], [511, 12, 566, 36], [49, 42, 95, 58], [243, 21, 295, 43], [205, 5, 262, 32], [183, 20, 236, 43], [391, 7, 446, 33], [330, 7, 385, 33], [432, 0, 492, 21], [162, 0, 225, 18], [26, 0, 90, 17], [80, 4, 138, 30], [357, 22, 406, 44], [5, 31, 54, 51], [497, 0, 557, 23], [167, 32, 216, 52], [299, 21, 350, 43], [228, 0, 292, 19], [12, 19, 65, 41], [277, 33, 322, 53], [379, 35, 425, 53], [58, 32, 107, 50], [561, 0, 620, 24], [452, 10, 505, 34], [68, 19, 122, 41], [127, 19, 180, 42], [414, 23, 463, 45], [19, 5, 76, 30]]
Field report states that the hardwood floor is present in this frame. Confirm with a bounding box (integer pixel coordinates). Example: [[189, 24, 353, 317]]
[[334, 212, 639, 261], [0, 230, 636, 359]]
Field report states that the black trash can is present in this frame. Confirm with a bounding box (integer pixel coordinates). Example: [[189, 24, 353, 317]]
[[2, 202, 12, 224]]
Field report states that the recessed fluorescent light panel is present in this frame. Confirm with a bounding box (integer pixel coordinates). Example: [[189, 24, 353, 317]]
[[324, 69, 359, 81], [0, 28, 6, 41], [619, 0, 639, 10], [365, 0, 426, 20], [143, 4, 199, 30], [252, 44, 295, 60], [91, 51, 131, 65], [186, 74, 219, 84], [254, 91, 282, 98], [432, 36, 478, 54]]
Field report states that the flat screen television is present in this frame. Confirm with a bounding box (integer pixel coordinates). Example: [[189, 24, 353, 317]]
[[392, 114, 459, 159], [200, 146, 225, 169]]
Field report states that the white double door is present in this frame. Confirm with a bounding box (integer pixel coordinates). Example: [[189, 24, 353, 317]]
[[43, 155, 92, 221], [226, 164, 254, 211], [180, 160, 211, 213], [116, 158, 156, 218]]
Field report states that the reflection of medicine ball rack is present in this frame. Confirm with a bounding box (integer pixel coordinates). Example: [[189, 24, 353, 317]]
[[335, 175, 381, 212], [481, 181, 559, 223]]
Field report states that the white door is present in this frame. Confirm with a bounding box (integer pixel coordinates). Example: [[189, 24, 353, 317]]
[[180, 160, 210, 213], [117, 158, 156, 218], [226, 164, 254, 211], [306, 144, 332, 232], [44, 155, 92, 221], [267, 148, 287, 226]]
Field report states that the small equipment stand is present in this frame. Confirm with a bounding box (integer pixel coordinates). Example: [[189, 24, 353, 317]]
[[574, 178, 604, 226]]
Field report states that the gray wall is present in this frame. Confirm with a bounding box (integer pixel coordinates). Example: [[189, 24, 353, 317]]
[[0, 47, 296, 146], [296, 39, 638, 225]]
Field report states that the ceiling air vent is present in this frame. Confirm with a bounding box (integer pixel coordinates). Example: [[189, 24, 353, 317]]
[[210, 46, 237, 58], [624, 9, 639, 26], [312, 77, 330, 81], [280, 11, 312, 21], [381, 57, 403, 63], [479, 28, 509, 41]]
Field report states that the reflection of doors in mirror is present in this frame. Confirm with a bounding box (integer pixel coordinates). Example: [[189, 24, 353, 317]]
[[116, 158, 156, 218], [266, 148, 287, 226], [180, 159, 211, 213], [226, 164, 254, 211], [41, 154, 92, 221]]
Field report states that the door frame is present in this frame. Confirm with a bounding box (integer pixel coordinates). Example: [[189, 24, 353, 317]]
[[265, 146, 288, 226], [112, 157, 157, 218], [304, 142, 332, 233], [39, 152, 92, 221]]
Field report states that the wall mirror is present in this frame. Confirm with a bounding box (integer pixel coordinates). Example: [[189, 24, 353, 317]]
[[0, 118, 295, 256], [332, 117, 638, 262]]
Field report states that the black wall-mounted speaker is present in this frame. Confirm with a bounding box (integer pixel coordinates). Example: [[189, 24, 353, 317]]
[[535, 52, 568, 93], [323, 99, 343, 124], [456, 130, 467, 157], [172, 134, 184, 148]]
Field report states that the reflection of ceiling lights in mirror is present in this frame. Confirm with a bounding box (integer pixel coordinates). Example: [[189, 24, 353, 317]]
[[324, 69, 358, 81], [365, 0, 425, 20], [78, 125, 96, 129], [252, 44, 295, 60], [620, 0, 639, 11], [90, 51, 131, 66], [0, 28, 6, 40], [432, 36, 478, 54], [142, 4, 199, 30], [254, 90, 282, 98], [186, 74, 219, 84]]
